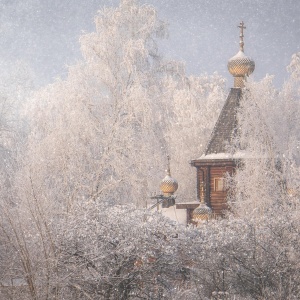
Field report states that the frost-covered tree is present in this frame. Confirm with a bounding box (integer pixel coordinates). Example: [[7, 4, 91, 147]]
[[226, 76, 284, 215], [19, 0, 224, 209], [0, 60, 34, 202], [0, 61, 36, 299], [277, 53, 300, 191], [0, 1, 224, 298], [56, 202, 188, 299], [184, 199, 300, 300], [227, 53, 300, 215], [0, 196, 190, 299]]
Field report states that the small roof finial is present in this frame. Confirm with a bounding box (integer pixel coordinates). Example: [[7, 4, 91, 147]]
[[238, 21, 246, 52], [200, 182, 205, 204], [167, 155, 171, 176]]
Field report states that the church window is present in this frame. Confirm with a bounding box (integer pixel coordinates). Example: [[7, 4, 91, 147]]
[[214, 178, 225, 192]]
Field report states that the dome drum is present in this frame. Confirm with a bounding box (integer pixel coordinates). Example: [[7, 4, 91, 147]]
[[161, 197, 176, 208]]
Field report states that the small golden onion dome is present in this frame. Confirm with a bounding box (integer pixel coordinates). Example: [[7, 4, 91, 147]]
[[159, 173, 178, 196], [192, 202, 212, 223], [228, 50, 255, 78], [159, 155, 178, 196]]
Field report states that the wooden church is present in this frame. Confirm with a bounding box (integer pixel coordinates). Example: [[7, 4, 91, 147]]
[[176, 22, 255, 224]]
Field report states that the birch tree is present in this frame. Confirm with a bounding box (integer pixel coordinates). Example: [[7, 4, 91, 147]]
[[20, 0, 225, 209]]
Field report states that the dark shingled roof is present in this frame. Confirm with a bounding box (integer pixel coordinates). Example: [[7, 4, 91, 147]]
[[205, 88, 242, 155]]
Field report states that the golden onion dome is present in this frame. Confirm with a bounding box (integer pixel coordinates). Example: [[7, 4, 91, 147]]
[[160, 173, 178, 196], [228, 50, 255, 77], [159, 156, 178, 196], [192, 202, 212, 223], [228, 21, 255, 88]]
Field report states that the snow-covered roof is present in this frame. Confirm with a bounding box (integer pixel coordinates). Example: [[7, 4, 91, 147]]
[[195, 150, 269, 162], [197, 151, 248, 160]]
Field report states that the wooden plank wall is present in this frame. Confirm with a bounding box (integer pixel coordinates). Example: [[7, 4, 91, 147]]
[[196, 165, 235, 216], [209, 166, 234, 215], [196, 168, 204, 200]]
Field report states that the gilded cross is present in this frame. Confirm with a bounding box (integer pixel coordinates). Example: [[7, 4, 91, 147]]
[[238, 21, 246, 51]]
